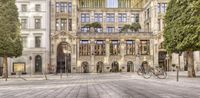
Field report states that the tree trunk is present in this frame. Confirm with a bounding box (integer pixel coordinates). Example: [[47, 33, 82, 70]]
[[187, 51, 196, 77], [3, 53, 8, 81]]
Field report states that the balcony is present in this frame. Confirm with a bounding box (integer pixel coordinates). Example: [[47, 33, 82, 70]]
[[77, 31, 153, 39]]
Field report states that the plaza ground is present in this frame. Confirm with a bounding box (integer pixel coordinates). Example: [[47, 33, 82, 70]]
[[0, 72, 200, 98]]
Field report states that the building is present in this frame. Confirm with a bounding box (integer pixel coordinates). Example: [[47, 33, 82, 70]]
[[6, 0, 51, 75], [50, 0, 200, 74]]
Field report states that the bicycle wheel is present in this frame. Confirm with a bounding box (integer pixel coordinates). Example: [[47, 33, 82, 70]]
[[137, 68, 142, 76], [157, 69, 167, 79], [142, 68, 152, 79]]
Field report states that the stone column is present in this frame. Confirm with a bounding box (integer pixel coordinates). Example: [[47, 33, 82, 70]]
[[135, 39, 140, 69], [90, 39, 95, 73], [105, 39, 110, 72], [120, 39, 125, 71]]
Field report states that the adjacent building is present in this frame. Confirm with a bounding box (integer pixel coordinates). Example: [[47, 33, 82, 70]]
[[6, 0, 50, 75]]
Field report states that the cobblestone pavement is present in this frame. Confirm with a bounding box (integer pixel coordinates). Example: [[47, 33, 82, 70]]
[[0, 72, 200, 98]]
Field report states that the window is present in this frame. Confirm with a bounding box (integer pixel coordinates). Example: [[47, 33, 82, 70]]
[[131, 14, 139, 23], [106, 13, 115, 22], [56, 19, 59, 31], [126, 40, 135, 55], [96, 28, 103, 32], [146, 8, 150, 19], [158, 19, 161, 31], [95, 40, 106, 55], [158, 3, 167, 13], [110, 40, 120, 55], [60, 2, 67, 13], [56, 2, 60, 12], [94, 13, 103, 22], [60, 18, 67, 30], [21, 19, 27, 29], [81, 27, 90, 32], [106, 0, 118, 8], [35, 4, 41, 12], [118, 13, 127, 22], [21, 4, 27, 12], [35, 19, 41, 29], [35, 36, 41, 48], [107, 27, 115, 33], [140, 40, 150, 55], [22, 36, 27, 48], [81, 13, 90, 23], [68, 19, 72, 31], [68, 2, 72, 14], [79, 40, 90, 56]]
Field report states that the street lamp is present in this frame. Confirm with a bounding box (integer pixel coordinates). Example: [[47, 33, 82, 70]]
[[29, 56, 32, 77], [166, 54, 169, 71]]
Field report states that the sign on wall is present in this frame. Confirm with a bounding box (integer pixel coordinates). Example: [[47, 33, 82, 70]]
[[13, 62, 26, 73]]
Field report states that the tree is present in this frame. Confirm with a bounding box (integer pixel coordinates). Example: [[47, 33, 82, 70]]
[[129, 23, 141, 32], [0, 0, 23, 81], [120, 23, 141, 33], [164, 0, 200, 77], [84, 22, 102, 32]]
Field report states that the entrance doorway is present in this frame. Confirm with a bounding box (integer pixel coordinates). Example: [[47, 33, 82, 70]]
[[111, 61, 119, 72], [96, 61, 104, 73], [35, 55, 42, 73], [82, 62, 89, 73], [159, 51, 167, 71], [57, 42, 71, 73], [127, 61, 134, 72]]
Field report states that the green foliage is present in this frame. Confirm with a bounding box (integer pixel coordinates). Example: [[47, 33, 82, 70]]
[[0, 0, 23, 57], [120, 23, 141, 33], [84, 22, 102, 32], [164, 0, 200, 53]]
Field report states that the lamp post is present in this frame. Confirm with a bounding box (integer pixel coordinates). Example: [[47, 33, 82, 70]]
[[166, 54, 169, 71], [29, 56, 32, 77]]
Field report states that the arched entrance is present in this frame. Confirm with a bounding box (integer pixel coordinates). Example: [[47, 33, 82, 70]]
[[35, 55, 42, 73], [96, 61, 104, 73], [57, 42, 71, 73], [111, 61, 119, 72], [127, 61, 134, 72], [81, 62, 89, 73]]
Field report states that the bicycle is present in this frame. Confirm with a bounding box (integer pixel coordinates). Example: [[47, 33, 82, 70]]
[[137, 65, 152, 79], [143, 66, 167, 79]]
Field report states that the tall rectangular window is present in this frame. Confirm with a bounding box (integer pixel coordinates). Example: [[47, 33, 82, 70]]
[[21, 4, 27, 12], [56, 2, 60, 12], [110, 40, 120, 55], [68, 19, 72, 31], [68, 2, 72, 14], [106, 13, 115, 22], [79, 40, 90, 56], [21, 19, 27, 29], [106, 0, 118, 8], [22, 36, 27, 48], [81, 13, 90, 23], [107, 27, 115, 33], [35, 19, 41, 29], [140, 40, 150, 55], [131, 14, 139, 23], [95, 40, 106, 55], [126, 40, 135, 55], [162, 3, 167, 13], [157, 3, 161, 13], [158, 19, 161, 31], [35, 4, 41, 12], [94, 13, 103, 22], [60, 2, 67, 13], [118, 13, 127, 22], [35, 36, 41, 48], [60, 19, 67, 30], [56, 19, 59, 31]]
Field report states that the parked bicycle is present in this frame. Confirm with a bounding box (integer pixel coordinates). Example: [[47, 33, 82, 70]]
[[137, 65, 167, 79]]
